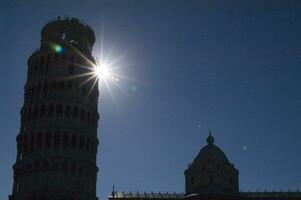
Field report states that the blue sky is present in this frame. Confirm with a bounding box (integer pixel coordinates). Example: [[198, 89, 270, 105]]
[[0, 1, 301, 200]]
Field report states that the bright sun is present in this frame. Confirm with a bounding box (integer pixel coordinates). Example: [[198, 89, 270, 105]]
[[94, 65, 110, 80]]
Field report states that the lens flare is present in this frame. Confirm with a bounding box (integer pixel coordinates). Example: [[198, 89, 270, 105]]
[[50, 43, 63, 53]]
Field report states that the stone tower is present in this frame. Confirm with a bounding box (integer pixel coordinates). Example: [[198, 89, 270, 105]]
[[9, 17, 99, 200], [185, 133, 239, 197]]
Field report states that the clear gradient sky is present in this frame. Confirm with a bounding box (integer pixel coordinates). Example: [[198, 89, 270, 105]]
[[1, 0, 301, 200]]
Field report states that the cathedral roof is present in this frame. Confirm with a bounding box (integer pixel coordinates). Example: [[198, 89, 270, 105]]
[[110, 192, 184, 199], [191, 132, 230, 166]]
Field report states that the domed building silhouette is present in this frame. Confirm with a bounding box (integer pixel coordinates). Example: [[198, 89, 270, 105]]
[[185, 132, 239, 198], [109, 133, 301, 200]]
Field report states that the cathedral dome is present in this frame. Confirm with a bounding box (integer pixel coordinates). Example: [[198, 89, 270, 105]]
[[185, 132, 239, 196], [192, 133, 229, 165]]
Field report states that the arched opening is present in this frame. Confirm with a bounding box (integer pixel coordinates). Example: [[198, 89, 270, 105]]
[[65, 106, 71, 118], [71, 134, 77, 149], [29, 134, 35, 153], [62, 133, 69, 149], [66, 80, 72, 90], [48, 104, 54, 117], [58, 80, 65, 90], [33, 106, 38, 120], [39, 56, 45, 74], [36, 132, 42, 151], [209, 176, 213, 183], [56, 104, 63, 117], [53, 132, 61, 148], [40, 104, 46, 118], [73, 107, 78, 119], [79, 135, 84, 150], [45, 54, 51, 75], [229, 177, 233, 185], [45, 132, 52, 149], [43, 80, 49, 98], [80, 109, 86, 121], [87, 112, 91, 124], [50, 80, 57, 90]]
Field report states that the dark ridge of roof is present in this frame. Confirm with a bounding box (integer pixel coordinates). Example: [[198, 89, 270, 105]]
[[109, 191, 301, 199], [109, 192, 184, 199], [241, 192, 301, 198]]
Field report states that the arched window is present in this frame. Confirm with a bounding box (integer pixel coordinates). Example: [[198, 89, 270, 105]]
[[89, 142, 94, 153], [66, 80, 72, 90], [77, 56, 83, 65], [61, 54, 67, 64], [65, 106, 71, 118], [86, 139, 90, 152], [22, 109, 27, 124], [23, 135, 28, 156], [56, 104, 63, 117], [36, 132, 42, 151], [54, 53, 59, 64], [81, 86, 87, 96], [79, 135, 84, 150], [68, 64, 75, 75], [50, 80, 57, 90], [53, 132, 61, 148], [62, 161, 68, 172], [73, 107, 78, 119], [28, 107, 32, 122], [42, 80, 49, 98], [71, 134, 77, 149], [87, 112, 91, 124], [53, 162, 59, 171], [27, 163, 32, 171], [209, 176, 213, 183], [43, 161, 49, 170], [62, 133, 69, 149], [39, 56, 44, 73], [34, 58, 39, 74], [71, 163, 76, 174], [33, 106, 38, 120], [70, 55, 75, 63], [45, 54, 51, 75], [40, 104, 46, 118], [36, 82, 41, 98], [79, 165, 83, 175], [45, 132, 52, 149], [31, 86, 36, 100], [48, 104, 54, 117], [29, 134, 35, 153], [34, 160, 40, 169], [80, 109, 85, 121], [25, 86, 30, 100], [58, 80, 65, 90], [229, 177, 233, 185]]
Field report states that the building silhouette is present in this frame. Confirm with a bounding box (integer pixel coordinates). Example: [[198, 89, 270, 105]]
[[9, 17, 99, 200], [8, 17, 301, 200], [109, 133, 301, 200]]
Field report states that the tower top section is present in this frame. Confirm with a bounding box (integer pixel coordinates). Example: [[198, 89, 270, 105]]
[[40, 16, 95, 55]]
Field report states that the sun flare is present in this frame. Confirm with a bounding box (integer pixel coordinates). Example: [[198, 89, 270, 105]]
[[94, 65, 110, 80]]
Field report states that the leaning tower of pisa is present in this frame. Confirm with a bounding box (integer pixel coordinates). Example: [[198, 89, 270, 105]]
[[9, 17, 100, 200]]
